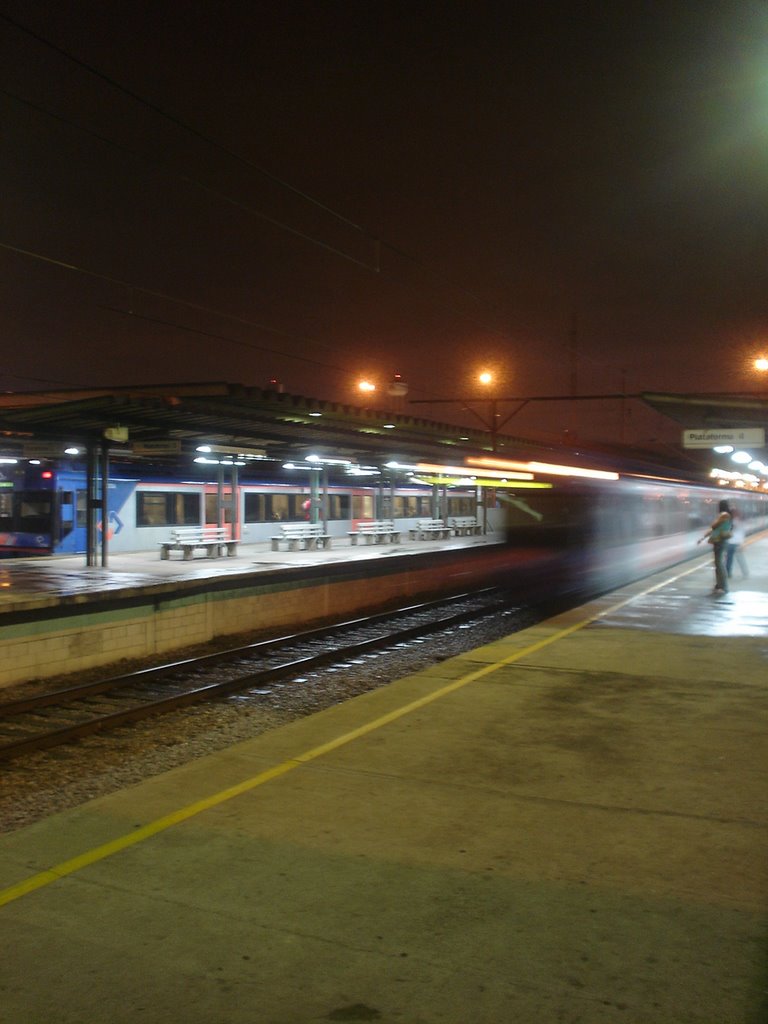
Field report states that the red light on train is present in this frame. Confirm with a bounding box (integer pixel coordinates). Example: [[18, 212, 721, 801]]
[[41, 471, 53, 479]]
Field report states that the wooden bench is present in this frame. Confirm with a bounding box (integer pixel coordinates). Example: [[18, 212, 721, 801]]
[[271, 523, 332, 551], [160, 527, 238, 560], [348, 520, 401, 545], [448, 516, 482, 536], [408, 518, 451, 540]]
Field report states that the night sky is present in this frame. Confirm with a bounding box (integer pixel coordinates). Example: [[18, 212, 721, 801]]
[[2, 1, 767, 446]]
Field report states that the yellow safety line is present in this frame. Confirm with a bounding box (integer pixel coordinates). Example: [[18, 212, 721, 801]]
[[0, 561, 705, 909]]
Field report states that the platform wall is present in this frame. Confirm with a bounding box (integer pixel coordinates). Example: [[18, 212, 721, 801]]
[[0, 547, 506, 688]]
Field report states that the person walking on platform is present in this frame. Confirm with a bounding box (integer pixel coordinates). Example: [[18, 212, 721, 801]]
[[725, 507, 748, 580], [697, 499, 732, 595]]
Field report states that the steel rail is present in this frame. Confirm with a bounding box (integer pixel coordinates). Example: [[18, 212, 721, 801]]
[[0, 589, 514, 761]]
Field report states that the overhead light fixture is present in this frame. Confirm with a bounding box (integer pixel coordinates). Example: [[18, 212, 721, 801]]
[[305, 454, 352, 466], [731, 451, 753, 464]]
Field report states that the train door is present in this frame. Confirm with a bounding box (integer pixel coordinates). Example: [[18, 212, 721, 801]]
[[55, 471, 88, 553]]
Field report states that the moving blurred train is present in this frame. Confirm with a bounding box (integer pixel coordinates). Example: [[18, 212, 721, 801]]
[[501, 471, 767, 598], [0, 457, 765, 600]]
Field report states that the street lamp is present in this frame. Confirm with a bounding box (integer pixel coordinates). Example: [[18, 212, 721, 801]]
[[477, 370, 499, 451], [755, 356, 768, 372]]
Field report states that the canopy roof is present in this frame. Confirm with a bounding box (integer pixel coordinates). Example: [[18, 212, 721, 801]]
[[0, 382, 511, 466], [641, 391, 768, 430]]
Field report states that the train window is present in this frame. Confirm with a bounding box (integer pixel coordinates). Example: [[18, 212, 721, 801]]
[[0, 492, 11, 524], [137, 491, 201, 527], [76, 491, 88, 528], [393, 496, 419, 517], [137, 493, 167, 526], [352, 494, 375, 520], [244, 493, 265, 522], [204, 493, 233, 524], [446, 496, 475, 517], [270, 494, 292, 522], [18, 492, 52, 533], [179, 493, 201, 525], [327, 494, 350, 520]]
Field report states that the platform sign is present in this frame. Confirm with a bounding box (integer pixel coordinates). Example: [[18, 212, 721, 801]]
[[682, 428, 765, 449], [132, 440, 182, 456], [22, 442, 59, 458]]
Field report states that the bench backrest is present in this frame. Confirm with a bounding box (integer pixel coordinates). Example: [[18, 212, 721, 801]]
[[357, 520, 395, 531], [170, 526, 227, 542], [448, 517, 477, 526], [416, 519, 445, 528], [280, 523, 324, 536]]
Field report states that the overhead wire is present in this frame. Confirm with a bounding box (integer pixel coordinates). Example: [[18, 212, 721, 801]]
[[0, 12, 371, 239], [0, 10, 511, 330], [0, 10, 627, 402], [0, 86, 375, 270], [0, 239, 345, 364]]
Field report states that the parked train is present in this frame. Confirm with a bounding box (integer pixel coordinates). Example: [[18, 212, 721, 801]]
[[0, 460, 481, 556]]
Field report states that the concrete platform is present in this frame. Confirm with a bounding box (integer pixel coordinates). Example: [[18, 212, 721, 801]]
[[0, 538, 767, 1022], [0, 536, 505, 688], [0, 534, 498, 608]]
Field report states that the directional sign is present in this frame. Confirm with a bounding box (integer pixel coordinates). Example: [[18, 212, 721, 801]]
[[132, 440, 182, 456], [682, 428, 765, 449]]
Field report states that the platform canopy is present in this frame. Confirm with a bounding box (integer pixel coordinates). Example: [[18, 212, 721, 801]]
[[641, 391, 768, 431], [0, 381, 511, 468]]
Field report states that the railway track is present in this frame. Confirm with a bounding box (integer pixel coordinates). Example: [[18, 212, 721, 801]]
[[0, 588, 526, 762]]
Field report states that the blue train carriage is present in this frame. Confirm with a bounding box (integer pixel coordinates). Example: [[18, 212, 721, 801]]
[[0, 461, 59, 555], [0, 463, 141, 556]]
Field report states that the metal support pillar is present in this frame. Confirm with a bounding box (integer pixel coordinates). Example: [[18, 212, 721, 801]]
[[99, 443, 110, 567], [217, 466, 224, 527], [231, 464, 239, 539], [86, 445, 98, 567]]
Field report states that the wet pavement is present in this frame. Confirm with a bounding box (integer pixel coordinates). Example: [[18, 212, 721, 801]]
[[0, 535, 498, 603], [598, 535, 768, 637]]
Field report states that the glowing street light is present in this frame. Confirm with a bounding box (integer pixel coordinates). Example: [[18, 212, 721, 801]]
[[357, 379, 377, 394], [476, 369, 500, 450], [755, 356, 768, 372]]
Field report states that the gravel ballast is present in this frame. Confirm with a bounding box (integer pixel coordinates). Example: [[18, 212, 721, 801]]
[[0, 608, 527, 834]]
